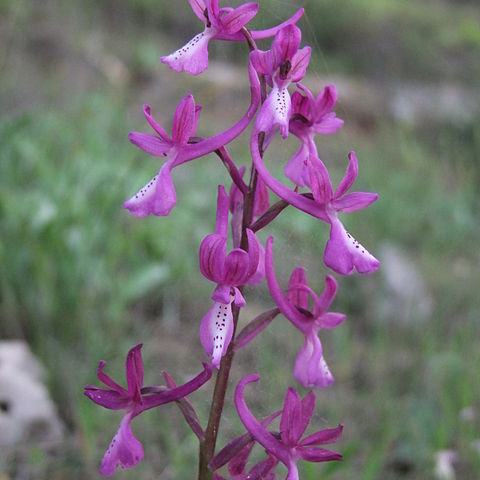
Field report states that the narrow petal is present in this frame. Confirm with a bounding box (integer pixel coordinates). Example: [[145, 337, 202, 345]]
[[280, 388, 302, 446], [143, 104, 171, 142], [332, 192, 378, 213], [247, 235, 265, 285], [233, 287, 246, 307], [314, 84, 338, 120], [324, 217, 380, 275], [189, 0, 207, 22], [334, 151, 358, 198], [313, 113, 344, 135], [289, 46, 311, 83], [308, 156, 333, 204], [84, 386, 130, 410], [200, 301, 234, 369], [126, 344, 143, 402], [245, 228, 261, 280], [300, 424, 343, 447], [99, 413, 144, 477], [255, 86, 291, 138], [314, 275, 338, 315], [220, 3, 258, 34], [297, 446, 342, 462], [161, 28, 214, 76], [273, 25, 301, 61], [128, 132, 171, 156], [234, 375, 290, 465], [123, 161, 176, 217], [287, 267, 309, 311], [172, 94, 196, 145], [248, 455, 279, 478], [199, 234, 227, 283], [216, 184, 230, 238], [291, 89, 310, 118], [265, 237, 309, 332], [96, 360, 128, 395], [316, 312, 346, 329]]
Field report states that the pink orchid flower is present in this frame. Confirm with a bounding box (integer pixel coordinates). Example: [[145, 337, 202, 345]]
[[286, 83, 344, 186], [235, 375, 343, 480], [250, 25, 311, 138], [199, 185, 262, 368], [84, 345, 211, 476], [251, 119, 380, 275], [161, 0, 304, 75], [125, 61, 260, 217], [265, 237, 346, 388]]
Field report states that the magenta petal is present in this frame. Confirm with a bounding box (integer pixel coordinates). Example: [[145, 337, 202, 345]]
[[314, 84, 338, 119], [212, 284, 231, 304], [224, 248, 250, 285], [126, 344, 143, 402], [308, 156, 333, 204], [215, 184, 230, 237], [189, 0, 207, 22], [287, 267, 309, 310], [280, 388, 302, 445], [316, 312, 346, 329], [250, 48, 277, 76], [314, 275, 338, 314], [290, 46, 311, 83], [221, 2, 258, 34], [233, 287, 246, 307], [256, 86, 291, 138], [300, 425, 343, 447], [245, 228, 261, 280], [84, 387, 130, 410], [200, 301, 234, 369], [97, 360, 128, 395], [274, 25, 301, 61], [161, 29, 214, 76], [313, 114, 344, 135], [334, 151, 358, 198], [254, 175, 270, 219], [172, 94, 196, 145], [234, 375, 290, 465], [324, 217, 380, 275], [199, 234, 227, 283], [284, 141, 310, 187], [247, 235, 264, 285], [143, 104, 171, 142], [99, 413, 144, 477], [123, 161, 176, 217], [128, 132, 171, 156], [297, 446, 342, 463], [332, 192, 378, 213]]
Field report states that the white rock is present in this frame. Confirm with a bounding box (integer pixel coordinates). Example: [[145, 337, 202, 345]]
[[0, 341, 63, 449]]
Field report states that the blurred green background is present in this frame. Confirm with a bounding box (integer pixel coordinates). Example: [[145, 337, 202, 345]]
[[1, 0, 479, 478]]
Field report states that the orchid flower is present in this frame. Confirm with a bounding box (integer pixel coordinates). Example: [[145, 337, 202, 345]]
[[235, 375, 343, 480], [250, 25, 311, 138], [251, 118, 380, 274], [265, 237, 346, 388], [125, 61, 260, 217], [161, 0, 304, 75], [84, 344, 212, 476], [199, 185, 262, 368], [286, 83, 344, 186]]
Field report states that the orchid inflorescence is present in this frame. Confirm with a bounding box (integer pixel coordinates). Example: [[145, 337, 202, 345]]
[[85, 2, 379, 478]]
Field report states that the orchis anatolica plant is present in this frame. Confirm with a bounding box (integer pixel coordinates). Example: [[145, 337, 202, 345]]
[[86, 3, 380, 479]]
